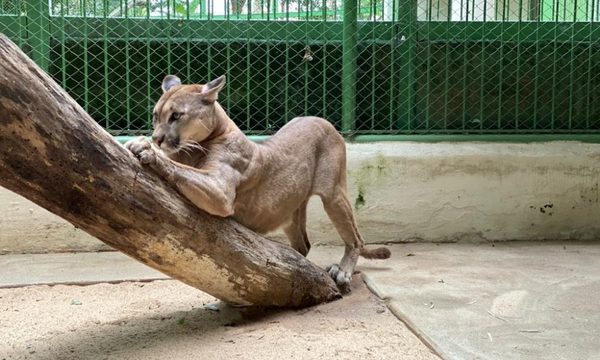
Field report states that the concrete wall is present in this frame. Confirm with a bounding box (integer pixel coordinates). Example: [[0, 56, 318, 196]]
[[1, 141, 599, 254]]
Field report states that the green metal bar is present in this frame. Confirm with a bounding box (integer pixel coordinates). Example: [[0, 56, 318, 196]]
[[414, 22, 600, 42], [426, 0, 432, 130], [83, 0, 89, 112], [515, 0, 522, 130], [497, 3, 506, 129], [397, 0, 414, 131], [125, 0, 131, 130], [304, 1, 309, 117], [25, 0, 49, 71], [349, 134, 600, 142], [480, 0, 487, 131], [48, 18, 402, 43], [461, 43, 467, 130], [443, 0, 450, 130], [341, 0, 358, 133], [146, 0, 152, 130], [304, 57, 309, 117], [60, 0, 67, 89], [17, 0, 26, 48], [186, 0, 191, 80], [321, 2, 327, 120], [322, 44, 327, 120], [586, 3, 594, 129], [226, 1, 231, 112], [266, 40, 271, 130], [551, 5, 558, 130], [567, 0, 576, 130], [533, 9, 540, 130], [207, 35, 212, 79], [116, 134, 600, 144], [166, 0, 172, 74], [103, 0, 109, 130], [388, 0, 396, 130], [246, 36, 251, 130], [284, 0, 289, 122], [370, 1, 375, 130]]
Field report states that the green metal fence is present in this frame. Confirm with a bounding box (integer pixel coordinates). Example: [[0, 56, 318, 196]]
[[1, 0, 599, 136]]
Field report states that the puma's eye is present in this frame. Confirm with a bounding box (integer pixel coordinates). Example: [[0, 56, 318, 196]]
[[169, 112, 181, 123]]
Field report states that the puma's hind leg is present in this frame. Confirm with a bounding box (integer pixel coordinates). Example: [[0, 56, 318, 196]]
[[321, 186, 364, 291], [283, 201, 311, 257]]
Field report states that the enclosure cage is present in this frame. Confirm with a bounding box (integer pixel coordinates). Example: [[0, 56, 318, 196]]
[[1, 0, 599, 136]]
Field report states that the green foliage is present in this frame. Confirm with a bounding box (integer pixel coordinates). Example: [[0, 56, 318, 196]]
[[0, 0, 387, 19], [50, 0, 122, 16]]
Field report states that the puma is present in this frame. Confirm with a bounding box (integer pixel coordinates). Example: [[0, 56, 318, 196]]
[[125, 75, 391, 290]]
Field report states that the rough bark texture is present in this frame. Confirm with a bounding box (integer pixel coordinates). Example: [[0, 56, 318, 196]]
[[0, 34, 341, 307]]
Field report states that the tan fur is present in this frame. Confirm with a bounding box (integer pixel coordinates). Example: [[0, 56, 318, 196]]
[[125, 75, 391, 289]]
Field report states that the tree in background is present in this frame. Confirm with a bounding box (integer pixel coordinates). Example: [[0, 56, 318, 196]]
[[4, 0, 388, 19]]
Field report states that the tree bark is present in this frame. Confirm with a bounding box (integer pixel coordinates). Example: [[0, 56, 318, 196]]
[[0, 34, 340, 307]]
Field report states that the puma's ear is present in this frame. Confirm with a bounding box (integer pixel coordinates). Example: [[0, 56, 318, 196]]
[[162, 75, 182, 93], [200, 75, 226, 102]]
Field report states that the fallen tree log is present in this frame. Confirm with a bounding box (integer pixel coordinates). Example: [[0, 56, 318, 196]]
[[0, 34, 340, 307]]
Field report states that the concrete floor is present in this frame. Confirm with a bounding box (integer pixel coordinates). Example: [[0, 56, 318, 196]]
[[356, 242, 600, 360], [1, 241, 599, 359]]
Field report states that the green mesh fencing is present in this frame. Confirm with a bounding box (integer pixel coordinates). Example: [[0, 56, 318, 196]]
[[1, 0, 599, 136]]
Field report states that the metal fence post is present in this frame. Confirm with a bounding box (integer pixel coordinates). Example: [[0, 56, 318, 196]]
[[342, 0, 358, 133], [25, 0, 49, 71], [396, 0, 414, 131]]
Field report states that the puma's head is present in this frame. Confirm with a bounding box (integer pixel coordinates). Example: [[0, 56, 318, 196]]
[[151, 75, 226, 154]]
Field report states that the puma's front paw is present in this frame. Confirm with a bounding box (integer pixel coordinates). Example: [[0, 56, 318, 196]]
[[125, 136, 156, 165]]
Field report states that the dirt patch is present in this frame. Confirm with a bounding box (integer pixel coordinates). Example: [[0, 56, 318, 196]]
[[0, 276, 438, 360]]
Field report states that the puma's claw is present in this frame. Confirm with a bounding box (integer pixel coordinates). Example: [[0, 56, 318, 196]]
[[326, 264, 352, 292], [137, 149, 156, 165], [125, 137, 156, 165], [326, 263, 339, 277]]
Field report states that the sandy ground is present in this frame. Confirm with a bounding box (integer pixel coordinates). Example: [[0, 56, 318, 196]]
[[0, 276, 439, 360]]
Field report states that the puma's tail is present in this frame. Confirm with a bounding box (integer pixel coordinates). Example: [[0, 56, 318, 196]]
[[360, 246, 391, 259]]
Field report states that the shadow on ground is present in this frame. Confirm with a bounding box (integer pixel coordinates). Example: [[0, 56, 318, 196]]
[[1, 275, 438, 360]]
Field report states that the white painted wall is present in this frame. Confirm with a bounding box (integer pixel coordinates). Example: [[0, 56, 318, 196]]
[[1, 141, 599, 254], [304, 141, 600, 244]]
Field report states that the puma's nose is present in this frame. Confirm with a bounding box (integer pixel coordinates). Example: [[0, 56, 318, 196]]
[[153, 134, 165, 147]]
